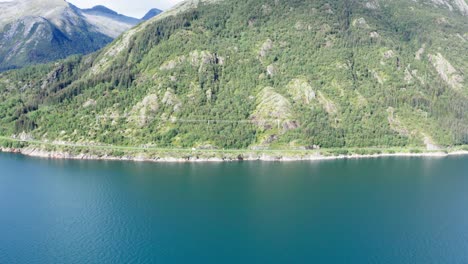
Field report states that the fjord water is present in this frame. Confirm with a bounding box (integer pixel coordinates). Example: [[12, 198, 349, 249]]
[[1, 153, 468, 264]]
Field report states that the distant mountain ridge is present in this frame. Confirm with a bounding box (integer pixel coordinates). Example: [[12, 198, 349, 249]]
[[77, 4, 142, 38], [82, 5, 120, 15], [79, 5, 142, 28], [141, 8, 163, 21], [0, 0, 162, 71]]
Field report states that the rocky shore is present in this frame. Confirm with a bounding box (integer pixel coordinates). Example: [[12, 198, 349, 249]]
[[2, 146, 468, 163]]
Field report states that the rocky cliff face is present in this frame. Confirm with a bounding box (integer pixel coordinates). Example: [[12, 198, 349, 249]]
[[429, 0, 468, 15], [0, 13, 110, 71]]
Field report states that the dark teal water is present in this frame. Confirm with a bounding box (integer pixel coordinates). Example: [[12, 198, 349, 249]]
[[1, 153, 468, 263]]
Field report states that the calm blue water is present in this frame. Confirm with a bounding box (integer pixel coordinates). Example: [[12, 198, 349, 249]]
[[1, 152, 468, 263]]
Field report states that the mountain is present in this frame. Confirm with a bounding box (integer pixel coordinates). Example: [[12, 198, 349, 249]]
[[141, 8, 163, 21], [0, 0, 106, 71], [0, 0, 161, 71], [79, 5, 141, 38], [0, 0, 466, 155]]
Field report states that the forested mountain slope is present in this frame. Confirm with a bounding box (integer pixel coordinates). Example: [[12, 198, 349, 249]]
[[0, 0, 466, 151]]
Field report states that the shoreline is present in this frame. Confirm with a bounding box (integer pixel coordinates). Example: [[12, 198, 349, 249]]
[[1, 146, 468, 163]]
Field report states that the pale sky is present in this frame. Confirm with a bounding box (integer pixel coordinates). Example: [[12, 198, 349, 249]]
[[67, 0, 184, 18]]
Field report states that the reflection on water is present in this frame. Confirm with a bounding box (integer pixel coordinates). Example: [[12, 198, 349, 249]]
[[1, 153, 468, 263]]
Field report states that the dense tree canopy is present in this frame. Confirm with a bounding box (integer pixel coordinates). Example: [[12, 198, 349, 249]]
[[0, 0, 466, 150]]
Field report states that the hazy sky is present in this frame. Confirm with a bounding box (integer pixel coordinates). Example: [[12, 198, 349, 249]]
[[67, 0, 185, 18]]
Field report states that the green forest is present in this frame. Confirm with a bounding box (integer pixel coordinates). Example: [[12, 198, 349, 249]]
[[0, 0, 467, 153]]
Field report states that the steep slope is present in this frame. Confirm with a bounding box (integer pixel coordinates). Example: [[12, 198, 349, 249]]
[[0, 0, 72, 29], [0, 10, 110, 71], [0, 0, 161, 70], [0, 0, 466, 152]]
